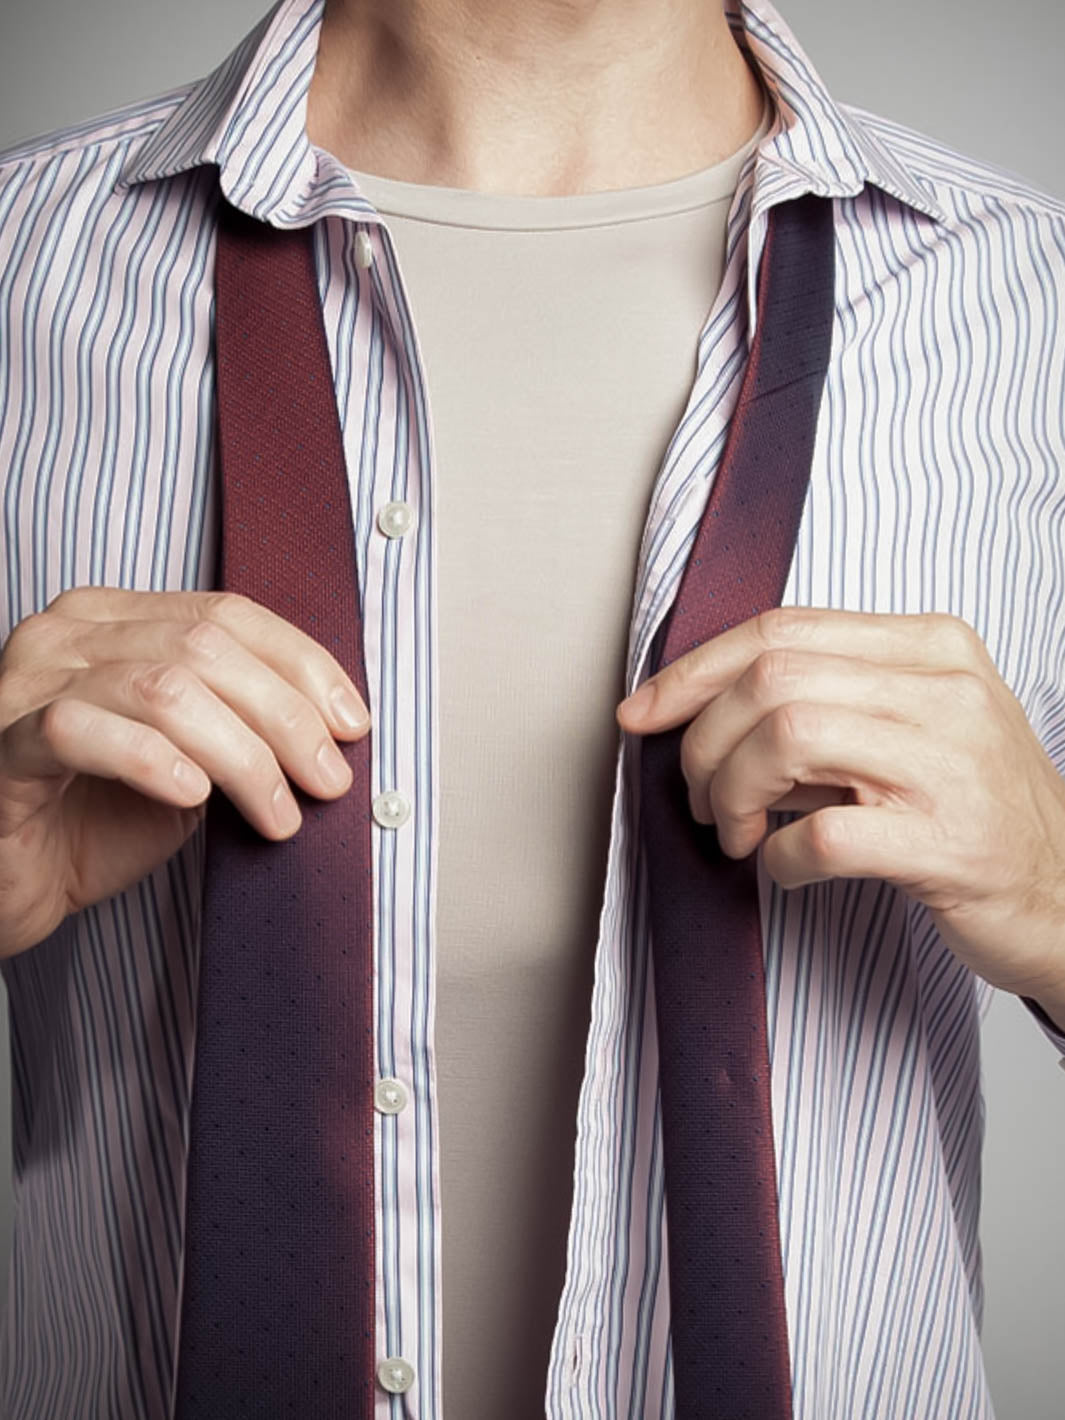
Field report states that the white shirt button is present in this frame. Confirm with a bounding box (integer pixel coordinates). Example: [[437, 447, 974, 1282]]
[[355, 230, 374, 269], [374, 1077, 409, 1114], [376, 1356, 415, 1394], [372, 791, 411, 829], [376, 500, 415, 538]]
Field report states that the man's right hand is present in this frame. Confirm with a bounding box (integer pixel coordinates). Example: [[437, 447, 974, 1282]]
[[0, 587, 372, 961]]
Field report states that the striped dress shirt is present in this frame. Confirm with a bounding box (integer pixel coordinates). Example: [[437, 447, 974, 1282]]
[[1, 0, 1064, 1416]]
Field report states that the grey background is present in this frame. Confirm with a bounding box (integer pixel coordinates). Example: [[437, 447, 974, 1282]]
[[1, 1, 1063, 1415]]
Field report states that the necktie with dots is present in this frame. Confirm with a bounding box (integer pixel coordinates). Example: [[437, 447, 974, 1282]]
[[172, 194, 376, 1416], [639, 191, 835, 1418]]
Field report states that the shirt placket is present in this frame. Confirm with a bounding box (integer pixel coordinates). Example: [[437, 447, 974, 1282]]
[[333, 214, 442, 1420]]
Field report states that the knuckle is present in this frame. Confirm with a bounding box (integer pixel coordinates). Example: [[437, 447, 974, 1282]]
[[45, 586, 87, 615], [747, 648, 800, 702], [121, 723, 163, 782], [129, 661, 196, 708], [753, 605, 805, 647], [678, 728, 701, 785], [806, 810, 844, 867], [200, 590, 253, 627], [2, 610, 49, 667], [237, 739, 278, 784], [766, 699, 816, 754], [707, 774, 731, 827], [37, 696, 82, 748], [1, 665, 53, 733], [178, 617, 233, 663], [945, 667, 991, 714], [277, 695, 318, 737], [924, 611, 979, 662], [669, 652, 697, 691]]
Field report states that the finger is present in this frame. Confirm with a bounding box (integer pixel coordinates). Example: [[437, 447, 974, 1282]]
[[62, 618, 360, 804], [761, 802, 937, 893], [618, 606, 989, 733], [50, 659, 352, 839], [705, 703, 935, 858], [45, 587, 370, 737], [680, 649, 946, 785], [1, 698, 212, 809]]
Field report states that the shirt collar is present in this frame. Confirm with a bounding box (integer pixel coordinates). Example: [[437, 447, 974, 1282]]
[[730, 0, 946, 223], [114, 0, 947, 228]]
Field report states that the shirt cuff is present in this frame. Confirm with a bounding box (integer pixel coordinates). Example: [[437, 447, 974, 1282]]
[[1021, 995, 1065, 1070]]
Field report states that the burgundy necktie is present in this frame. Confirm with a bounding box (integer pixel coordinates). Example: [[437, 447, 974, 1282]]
[[640, 191, 835, 1419], [172, 195, 376, 1415], [172, 185, 835, 1417]]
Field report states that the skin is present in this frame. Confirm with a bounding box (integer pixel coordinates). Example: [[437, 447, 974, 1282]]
[[305, 0, 766, 194], [0, 0, 764, 962], [616, 607, 1065, 1031], [2, 3, 1063, 1044], [0, 589, 370, 958]]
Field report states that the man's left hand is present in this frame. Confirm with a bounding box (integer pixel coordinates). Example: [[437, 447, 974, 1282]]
[[616, 607, 1065, 1013]]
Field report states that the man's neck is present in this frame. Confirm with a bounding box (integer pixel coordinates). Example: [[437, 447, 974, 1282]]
[[305, 0, 766, 196]]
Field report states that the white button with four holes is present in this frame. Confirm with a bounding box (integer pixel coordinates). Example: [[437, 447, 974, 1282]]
[[374, 1077, 409, 1115], [372, 791, 411, 829], [376, 500, 414, 538], [376, 1356, 415, 1394]]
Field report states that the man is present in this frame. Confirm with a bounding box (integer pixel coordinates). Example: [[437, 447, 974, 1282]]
[[0, 0, 1063, 1415]]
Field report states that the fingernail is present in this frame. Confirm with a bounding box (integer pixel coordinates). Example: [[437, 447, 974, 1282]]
[[331, 685, 369, 731], [272, 782, 302, 835], [316, 739, 352, 789], [173, 758, 210, 798], [620, 681, 655, 720]]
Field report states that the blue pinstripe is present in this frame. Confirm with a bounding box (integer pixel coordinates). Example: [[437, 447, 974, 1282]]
[[1, 0, 1065, 1416]]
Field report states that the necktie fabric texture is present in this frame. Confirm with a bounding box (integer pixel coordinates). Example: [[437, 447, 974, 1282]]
[[640, 192, 835, 1419], [172, 196, 376, 1416], [172, 182, 836, 1417]]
